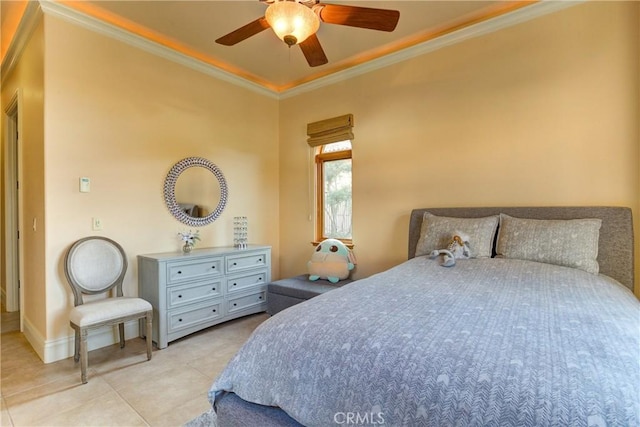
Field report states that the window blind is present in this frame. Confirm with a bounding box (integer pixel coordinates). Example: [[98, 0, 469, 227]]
[[307, 114, 354, 147]]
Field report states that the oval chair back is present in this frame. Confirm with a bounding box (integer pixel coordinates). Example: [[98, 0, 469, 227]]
[[65, 237, 128, 304]]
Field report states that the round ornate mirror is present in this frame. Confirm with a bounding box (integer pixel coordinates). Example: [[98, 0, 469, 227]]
[[163, 157, 228, 227]]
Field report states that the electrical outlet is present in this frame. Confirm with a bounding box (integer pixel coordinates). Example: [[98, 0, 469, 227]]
[[92, 217, 103, 231]]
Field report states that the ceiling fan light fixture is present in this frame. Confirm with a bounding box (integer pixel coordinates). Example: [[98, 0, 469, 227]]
[[265, 0, 320, 46]]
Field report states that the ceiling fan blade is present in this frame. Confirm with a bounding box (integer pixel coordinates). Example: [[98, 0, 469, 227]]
[[315, 4, 399, 32], [299, 34, 328, 67], [215, 17, 270, 46]]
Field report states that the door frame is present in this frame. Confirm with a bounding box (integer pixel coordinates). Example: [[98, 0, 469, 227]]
[[4, 89, 23, 325]]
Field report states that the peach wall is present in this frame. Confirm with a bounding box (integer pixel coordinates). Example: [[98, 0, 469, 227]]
[[279, 2, 640, 296], [0, 19, 46, 342], [41, 16, 279, 360]]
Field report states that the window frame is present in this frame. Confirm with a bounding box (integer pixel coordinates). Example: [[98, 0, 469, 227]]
[[314, 145, 353, 248]]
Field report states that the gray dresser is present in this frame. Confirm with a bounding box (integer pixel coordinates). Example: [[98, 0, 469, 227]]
[[138, 245, 271, 349]]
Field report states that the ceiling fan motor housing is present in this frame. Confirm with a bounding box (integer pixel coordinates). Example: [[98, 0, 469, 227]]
[[283, 35, 298, 46]]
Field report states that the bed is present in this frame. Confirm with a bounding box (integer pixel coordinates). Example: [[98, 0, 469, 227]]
[[208, 207, 639, 426]]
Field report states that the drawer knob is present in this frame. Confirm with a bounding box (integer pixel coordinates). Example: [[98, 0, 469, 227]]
[[233, 303, 237, 307], [211, 266, 216, 269], [232, 283, 237, 287], [212, 287, 216, 291], [212, 309, 217, 313], [178, 318, 183, 322], [177, 271, 182, 274], [258, 258, 262, 262], [233, 262, 237, 266], [258, 296, 263, 300], [178, 294, 182, 298]]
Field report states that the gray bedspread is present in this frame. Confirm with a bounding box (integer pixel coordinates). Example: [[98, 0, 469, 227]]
[[209, 257, 640, 426]]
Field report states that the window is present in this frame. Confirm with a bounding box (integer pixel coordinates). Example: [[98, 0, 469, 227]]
[[316, 141, 352, 243], [307, 114, 354, 246]]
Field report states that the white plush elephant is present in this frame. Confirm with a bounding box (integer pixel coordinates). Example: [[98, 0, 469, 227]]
[[308, 239, 356, 283]]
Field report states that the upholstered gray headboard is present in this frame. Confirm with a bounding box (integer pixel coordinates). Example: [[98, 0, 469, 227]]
[[408, 207, 634, 292]]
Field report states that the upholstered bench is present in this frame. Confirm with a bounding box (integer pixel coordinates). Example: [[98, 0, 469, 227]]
[[267, 274, 353, 316]]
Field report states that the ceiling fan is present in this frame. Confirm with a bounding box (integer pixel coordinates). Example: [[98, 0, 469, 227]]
[[215, 0, 400, 67]]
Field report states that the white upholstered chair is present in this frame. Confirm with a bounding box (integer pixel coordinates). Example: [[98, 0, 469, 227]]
[[64, 236, 153, 384]]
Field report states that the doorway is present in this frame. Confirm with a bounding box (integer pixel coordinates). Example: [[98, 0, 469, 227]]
[[3, 91, 22, 333]]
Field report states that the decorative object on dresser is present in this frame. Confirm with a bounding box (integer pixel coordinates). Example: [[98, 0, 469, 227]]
[[233, 216, 248, 249], [138, 245, 271, 349], [178, 230, 201, 254]]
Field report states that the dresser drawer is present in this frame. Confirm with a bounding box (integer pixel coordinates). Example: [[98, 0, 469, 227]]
[[227, 270, 268, 294], [167, 258, 223, 284], [168, 301, 223, 333], [167, 279, 223, 309], [227, 289, 266, 314], [226, 251, 268, 273]]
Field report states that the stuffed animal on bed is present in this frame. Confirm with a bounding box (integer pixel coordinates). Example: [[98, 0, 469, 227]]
[[308, 239, 356, 283], [430, 232, 471, 267]]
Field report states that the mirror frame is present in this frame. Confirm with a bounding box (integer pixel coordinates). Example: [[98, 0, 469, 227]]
[[163, 157, 228, 227]]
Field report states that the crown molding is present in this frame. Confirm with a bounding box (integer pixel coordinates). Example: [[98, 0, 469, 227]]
[[1, 1, 43, 85], [38, 0, 279, 100], [280, 1, 583, 99], [7, 1, 581, 99]]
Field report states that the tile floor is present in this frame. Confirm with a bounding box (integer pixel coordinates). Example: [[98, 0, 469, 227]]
[[1, 299, 20, 335], [0, 313, 268, 426], [1, 310, 19, 334]]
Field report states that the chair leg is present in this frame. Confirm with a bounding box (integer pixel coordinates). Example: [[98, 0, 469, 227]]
[[80, 328, 89, 384], [118, 323, 125, 349], [74, 328, 80, 362], [145, 312, 153, 361]]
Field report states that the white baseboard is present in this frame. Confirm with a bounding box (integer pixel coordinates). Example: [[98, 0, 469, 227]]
[[23, 316, 142, 364], [22, 316, 46, 361]]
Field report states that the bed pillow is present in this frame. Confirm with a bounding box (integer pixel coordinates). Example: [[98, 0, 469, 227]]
[[496, 213, 601, 274], [415, 212, 499, 258]]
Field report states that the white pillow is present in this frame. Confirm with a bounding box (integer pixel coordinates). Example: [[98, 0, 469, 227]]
[[496, 214, 601, 274], [415, 212, 499, 258]]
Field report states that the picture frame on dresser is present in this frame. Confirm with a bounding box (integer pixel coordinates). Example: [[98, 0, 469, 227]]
[[138, 245, 271, 349]]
